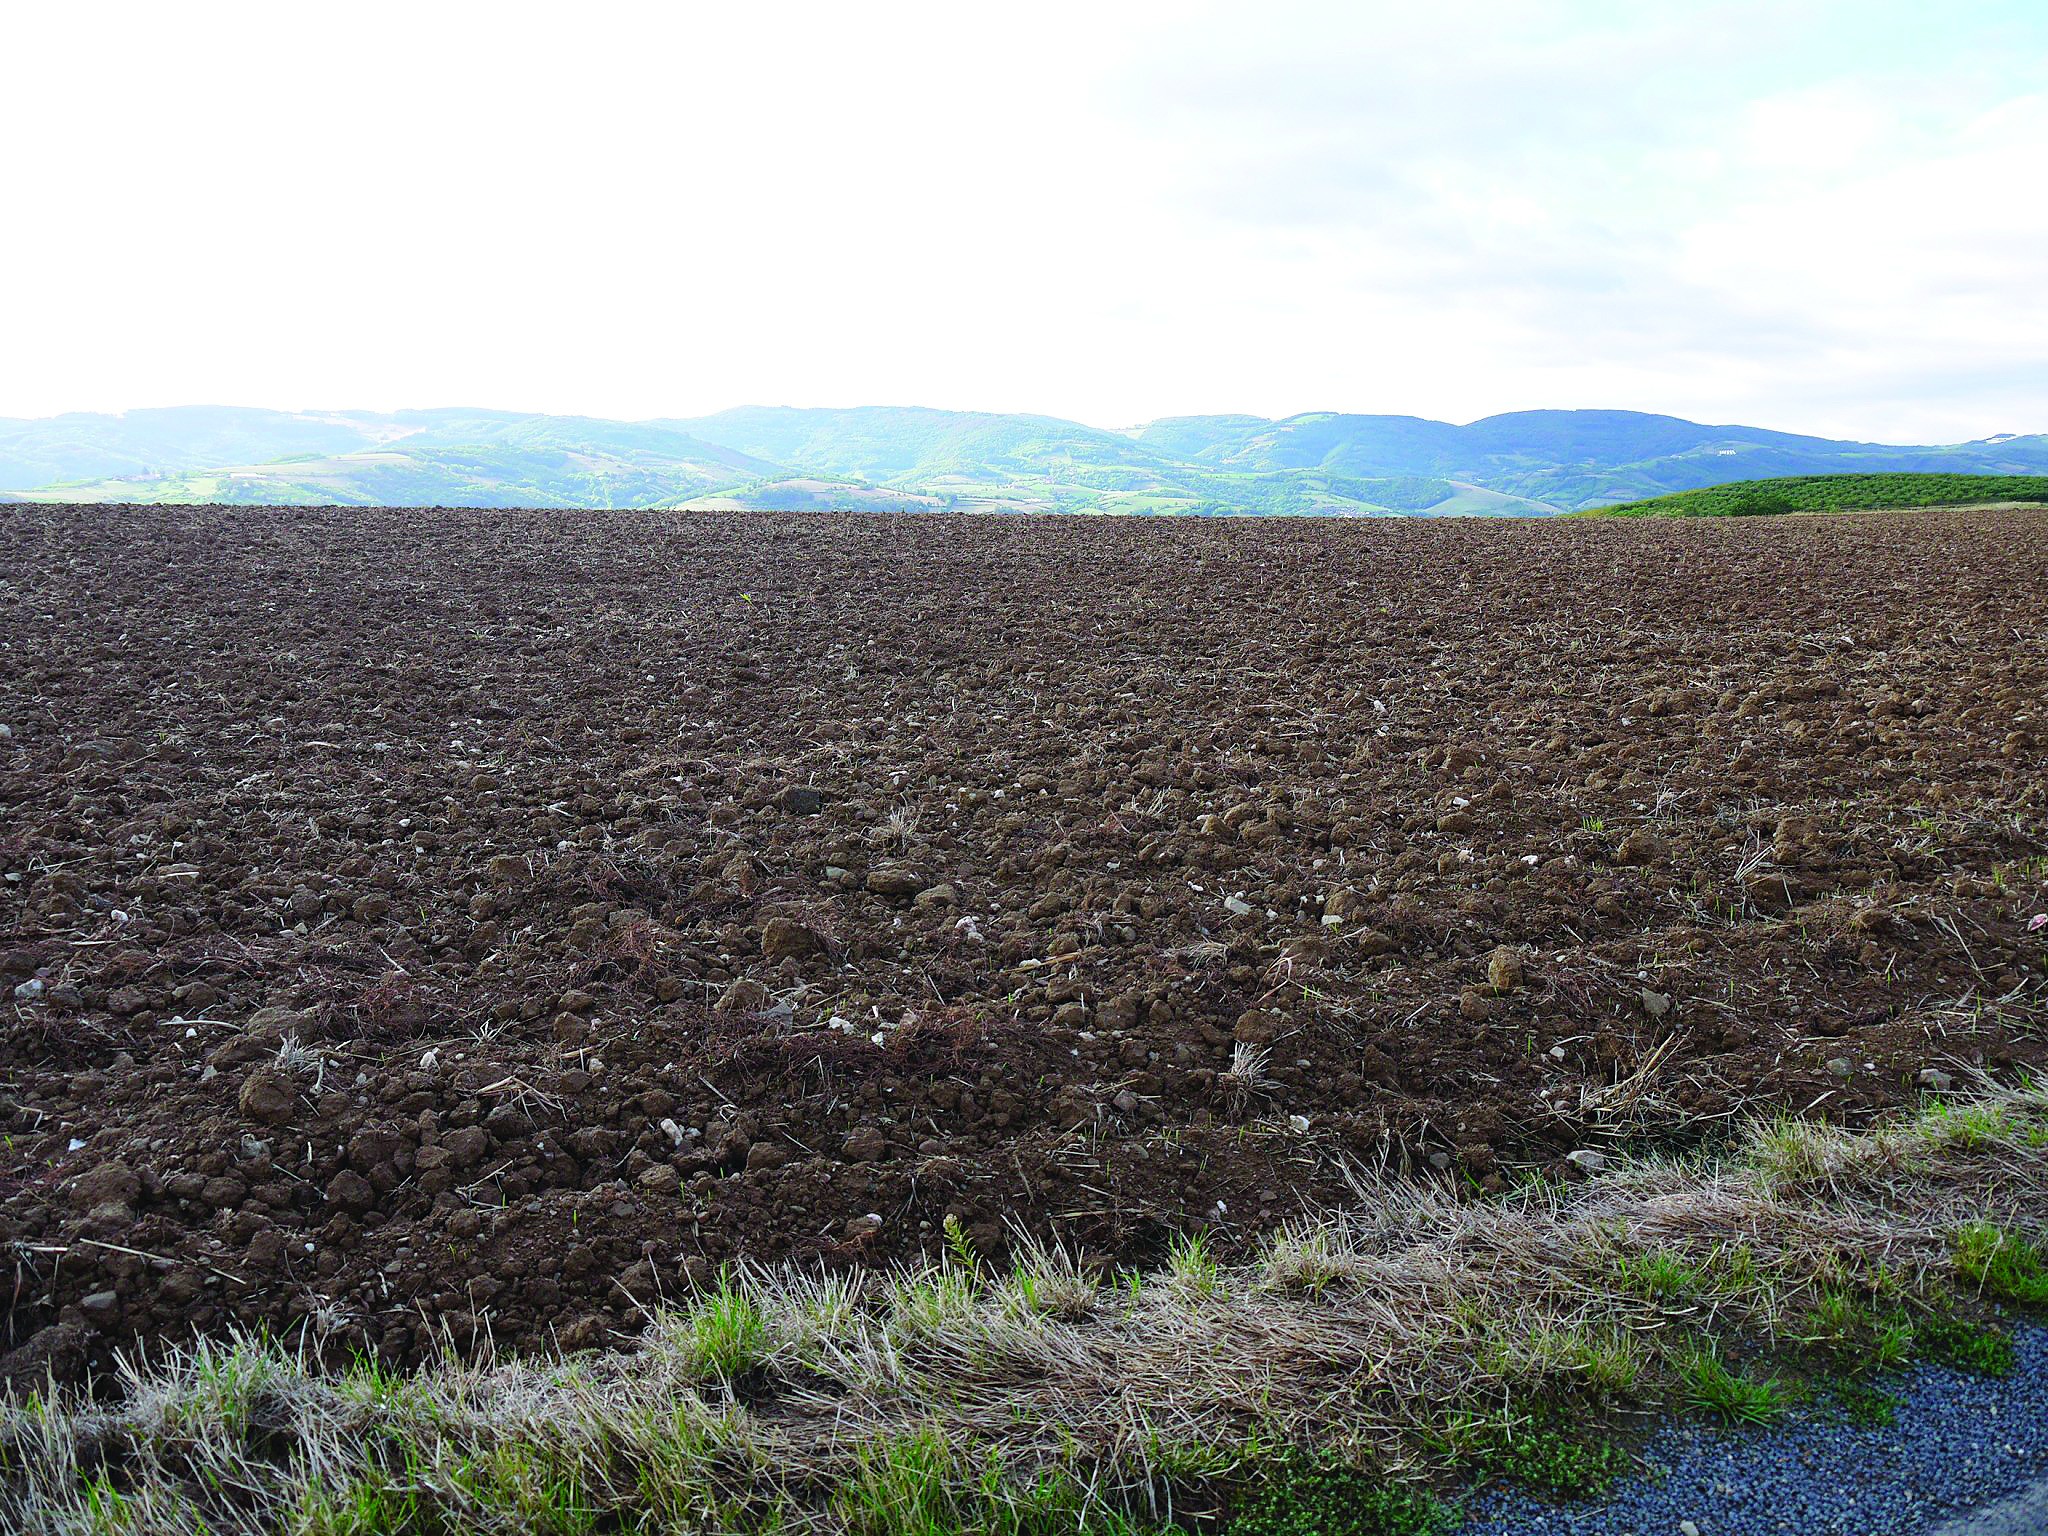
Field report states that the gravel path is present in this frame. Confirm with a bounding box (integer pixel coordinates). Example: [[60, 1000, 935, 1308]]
[[1455, 1326, 2048, 1536]]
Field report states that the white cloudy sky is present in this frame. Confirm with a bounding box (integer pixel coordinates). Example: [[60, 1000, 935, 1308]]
[[3, 0, 2045, 440]]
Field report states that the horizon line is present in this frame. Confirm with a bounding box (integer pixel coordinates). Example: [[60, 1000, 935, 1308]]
[[1, 400, 2036, 451]]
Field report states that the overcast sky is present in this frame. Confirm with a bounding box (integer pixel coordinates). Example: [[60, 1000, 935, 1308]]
[[4, 1, 2045, 441]]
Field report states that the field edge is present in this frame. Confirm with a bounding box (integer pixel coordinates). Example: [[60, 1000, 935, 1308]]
[[8, 1079, 2048, 1535]]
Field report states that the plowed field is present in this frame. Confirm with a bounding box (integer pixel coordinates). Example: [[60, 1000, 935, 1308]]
[[4, 504, 2044, 1385]]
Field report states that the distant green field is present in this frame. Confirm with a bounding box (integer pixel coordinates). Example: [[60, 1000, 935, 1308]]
[[1584, 472, 2048, 518]]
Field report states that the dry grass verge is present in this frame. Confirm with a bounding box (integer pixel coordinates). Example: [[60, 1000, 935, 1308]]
[[8, 1082, 2048, 1535]]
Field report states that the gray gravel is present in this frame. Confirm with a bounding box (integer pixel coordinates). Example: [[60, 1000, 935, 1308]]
[[1454, 1325, 2048, 1535]]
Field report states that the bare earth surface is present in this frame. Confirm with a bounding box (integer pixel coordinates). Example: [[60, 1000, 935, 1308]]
[[3, 504, 2044, 1385]]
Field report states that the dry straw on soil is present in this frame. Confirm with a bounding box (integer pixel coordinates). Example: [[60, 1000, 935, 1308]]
[[7, 1081, 2048, 1536]]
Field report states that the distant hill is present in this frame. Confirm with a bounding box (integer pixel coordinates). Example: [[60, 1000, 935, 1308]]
[[4, 404, 2044, 515], [1579, 472, 2048, 518], [0, 409, 784, 510], [0, 406, 390, 488]]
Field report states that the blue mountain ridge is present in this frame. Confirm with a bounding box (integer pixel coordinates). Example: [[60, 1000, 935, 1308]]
[[2, 404, 2042, 514]]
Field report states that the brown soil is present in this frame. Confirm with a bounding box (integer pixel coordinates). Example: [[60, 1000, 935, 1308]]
[[3, 504, 2044, 1386]]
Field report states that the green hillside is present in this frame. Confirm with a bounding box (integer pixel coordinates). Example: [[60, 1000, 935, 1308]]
[[664, 406, 1165, 486], [1582, 473, 2048, 518]]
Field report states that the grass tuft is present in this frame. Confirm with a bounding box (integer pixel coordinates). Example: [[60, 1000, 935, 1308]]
[[1678, 1345, 1794, 1427], [1165, 1230, 1224, 1302], [1262, 1221, 1363, 1294], [669, 1273, 771, 1381]]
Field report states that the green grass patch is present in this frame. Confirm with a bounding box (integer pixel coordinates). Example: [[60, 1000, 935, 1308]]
[[1954, 1222, 2048, 1306], [1225, 1449, 1457, 1536], [1444, 1407, 1631, 1498], [1795, 1287, 1916, 1374], [836, 1428, 1177, 1536], [1616, 1249, 1705, 1303], [1912, 1315, 2016, 1377], [1582, 473, 2048, 519], [1825, 1379, 1901, 1429]]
